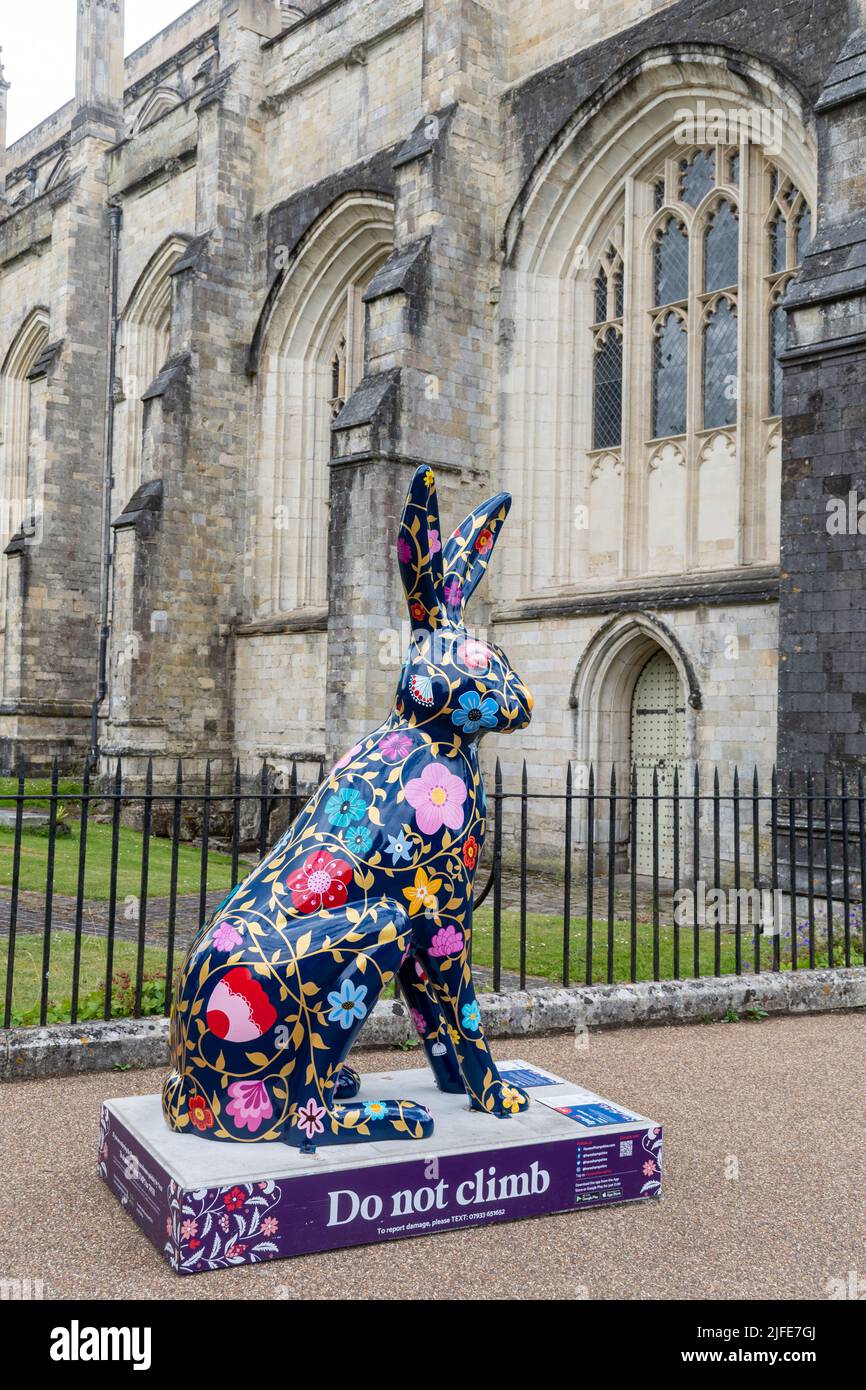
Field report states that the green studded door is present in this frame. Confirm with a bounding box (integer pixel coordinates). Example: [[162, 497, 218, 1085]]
[[630, 650, 686, 876]]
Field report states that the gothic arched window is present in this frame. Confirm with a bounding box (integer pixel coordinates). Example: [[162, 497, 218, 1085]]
[[591, 242, 624, 448], [593, 329, 623, 449], [653, 218, 689, 306], [652, 312, 687, 438], [703, 297, 738, 429], [704, 200, 738, 292], [765, 169, 811, 417], [582, 139, 813, 573]]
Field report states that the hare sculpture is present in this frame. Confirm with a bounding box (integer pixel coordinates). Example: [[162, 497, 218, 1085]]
[[163, 466, 534, 1150]]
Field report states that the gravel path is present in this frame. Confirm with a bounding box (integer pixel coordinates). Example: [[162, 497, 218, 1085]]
[[1, 1013, 862, 1300]]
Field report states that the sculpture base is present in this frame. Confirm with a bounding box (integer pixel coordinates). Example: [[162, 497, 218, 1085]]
[[98, 1062, 663, 1274]]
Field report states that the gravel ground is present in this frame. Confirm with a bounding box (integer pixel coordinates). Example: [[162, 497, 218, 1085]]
[[1, 1013, 863, 1301]]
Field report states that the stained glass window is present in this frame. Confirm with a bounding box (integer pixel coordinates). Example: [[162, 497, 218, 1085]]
[[770, 209, 787, 273], [796, 205, 812, 263], [704, 201, 738, 292], [769, 300, 786, 415], [594, 276, 608, 323], [703, 300, 738, 429], [679, 150, 715, 206], [652, 313, 687, 438], [593, 330, 623, 449], [654, 219, 689, 305], [613, 272, 624, 318], [654, 178, 665, 211]]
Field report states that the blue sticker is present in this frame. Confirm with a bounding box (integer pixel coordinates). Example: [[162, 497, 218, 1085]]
[[500, 1066, 562, 1088]]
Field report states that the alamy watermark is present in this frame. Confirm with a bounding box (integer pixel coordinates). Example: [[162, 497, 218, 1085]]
[[674, 881, 783, 933], [673, 99, 784, 156]]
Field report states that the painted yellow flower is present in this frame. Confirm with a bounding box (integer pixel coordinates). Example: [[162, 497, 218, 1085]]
[[423, 468, 435, 489], [500, 1084, 525, 1115], [402, 866, 442, 917]]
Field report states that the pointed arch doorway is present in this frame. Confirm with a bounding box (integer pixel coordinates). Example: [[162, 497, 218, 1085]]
[[630, 649, 686, 876]]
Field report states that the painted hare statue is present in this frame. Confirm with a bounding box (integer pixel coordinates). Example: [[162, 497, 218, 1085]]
[[163, 466, 534, 1150]]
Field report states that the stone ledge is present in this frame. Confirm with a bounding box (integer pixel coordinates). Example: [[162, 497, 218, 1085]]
[[2, 968, 863, 1081]]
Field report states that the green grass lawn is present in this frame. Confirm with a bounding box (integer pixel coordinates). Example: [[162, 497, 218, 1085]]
[[0, 776, 85, 806], [0, 930, 172, 1027], [0, 821, 241, 899], [469, 907, 850, 983], [471, 906, 747, 983]]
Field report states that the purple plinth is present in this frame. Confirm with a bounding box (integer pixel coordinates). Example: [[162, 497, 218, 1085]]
[[99, 1062, 663, 1274]]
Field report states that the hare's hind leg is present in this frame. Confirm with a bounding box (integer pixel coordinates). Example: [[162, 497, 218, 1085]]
[[285, 901, 434, 1151], [333, 1064, 361, 1099], [398, 954, 465, 1094]]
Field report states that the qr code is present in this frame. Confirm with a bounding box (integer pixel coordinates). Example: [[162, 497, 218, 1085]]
[[619, 1139, 633, 1157]]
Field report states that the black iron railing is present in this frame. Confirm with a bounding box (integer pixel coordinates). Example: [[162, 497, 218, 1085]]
[[0, 758, 863, 1028]]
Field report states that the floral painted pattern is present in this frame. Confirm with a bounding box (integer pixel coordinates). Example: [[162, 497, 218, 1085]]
[[164, 464, 534, 1153], [404, 761, 467, 834], [286, 851, 353, 913], [226, 1080, 273, 1134], [429, 924, 464, 957], [452, 691, 498, 732], [327, 979, 368, 1029]]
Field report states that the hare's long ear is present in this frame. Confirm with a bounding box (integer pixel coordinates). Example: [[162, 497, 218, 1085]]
[[397, 466, 445, 629], [442, 491, 511, 621]]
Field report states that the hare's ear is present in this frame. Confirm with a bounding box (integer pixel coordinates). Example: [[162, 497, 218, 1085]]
[[441, 491, 511, 621], [397, 466, 445, 629]]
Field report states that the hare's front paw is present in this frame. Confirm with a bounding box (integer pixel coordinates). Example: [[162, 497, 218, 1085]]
[[471, 1077, 530, 1118]]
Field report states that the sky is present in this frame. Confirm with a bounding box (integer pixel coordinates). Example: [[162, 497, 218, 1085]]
[[1, 0, 198, 145]]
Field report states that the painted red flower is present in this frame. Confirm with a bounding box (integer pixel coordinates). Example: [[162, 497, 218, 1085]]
[[188, 1095, 214, 1132], [463, 835, 479, 870], [474, 527, 494, 554], [223, 1187, 247, 1212], [287, 851, 353, 914], [410, 601, 427, 623]]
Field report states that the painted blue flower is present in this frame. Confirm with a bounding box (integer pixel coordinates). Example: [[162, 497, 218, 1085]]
[[461, 1000, 481, 1032], [342, 823, 373, 856], [386, 831, 412, 865], [452, 690, 498, 731], [327, 979, 368, 1029], [363, 1100, 388, 1121], [325, 787, 367, 828]]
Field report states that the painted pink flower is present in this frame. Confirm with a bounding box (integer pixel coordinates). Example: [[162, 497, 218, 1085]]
[[404, 761, 467, 834], [430, 924, 464, 958], [165, 1218, 172, 1236], [427, 526, 441, 555], [226, 1079, 273, 1134], [444, 579, 463, 608], [334, 741, 362, 772], [261, 1216, 279, 1237], [380, 730, 413, 762], [226, 1243, 246, 1259], [397, 537, 412, 564], [181, 1218, 198, 1242], [212, 918, 244, 953], [219, 1214, 230, 1232], [643, 1159, 657, 1177], [297, 1099, 327, 1140], [456, 639, 490, 671], [410, 1007, 428, 1036]]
